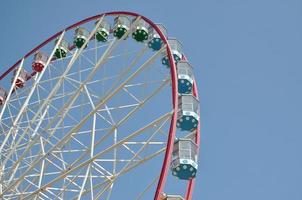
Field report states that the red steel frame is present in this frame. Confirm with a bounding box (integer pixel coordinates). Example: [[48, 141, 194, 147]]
[[0, 11, 200, 200]]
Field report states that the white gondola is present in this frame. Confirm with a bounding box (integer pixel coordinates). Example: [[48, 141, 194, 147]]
[[32, 51, 49, 72], [160, 193, 184, 200], [54, 38, 69, 58], [74, 27, 90, 48], [132, 18, 149, 42], [113, 15, 131, 39], [148, 23, 167, 51], [162, 38, 183, 67], [171, 138, 198, 180], [12, 68, 29, 89], [177, 61, 194, 94], [95, 19, 111, 42], [177, 94, 199, 131], [0, 87, 7, 105]]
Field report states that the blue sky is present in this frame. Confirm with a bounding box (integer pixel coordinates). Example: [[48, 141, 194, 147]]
[[1, 0, 302, 199]]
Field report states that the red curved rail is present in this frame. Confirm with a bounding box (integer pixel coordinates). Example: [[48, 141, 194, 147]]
[[0, 11, 200, 200]]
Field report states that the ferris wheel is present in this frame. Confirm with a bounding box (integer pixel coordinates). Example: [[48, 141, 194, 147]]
[[0, 11, 200, 200]]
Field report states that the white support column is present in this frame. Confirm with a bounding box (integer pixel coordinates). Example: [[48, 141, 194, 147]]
[[76, 166, 90, 200], [38, 137, 46, 187]]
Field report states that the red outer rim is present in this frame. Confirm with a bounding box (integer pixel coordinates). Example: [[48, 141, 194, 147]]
[[0, 11, 200, 200]]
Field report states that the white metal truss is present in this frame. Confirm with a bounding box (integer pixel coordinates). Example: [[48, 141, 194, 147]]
[[0, 15, 182, 200]]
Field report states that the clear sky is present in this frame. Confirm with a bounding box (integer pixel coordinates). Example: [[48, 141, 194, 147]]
[[1, 0, 302, 199]]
